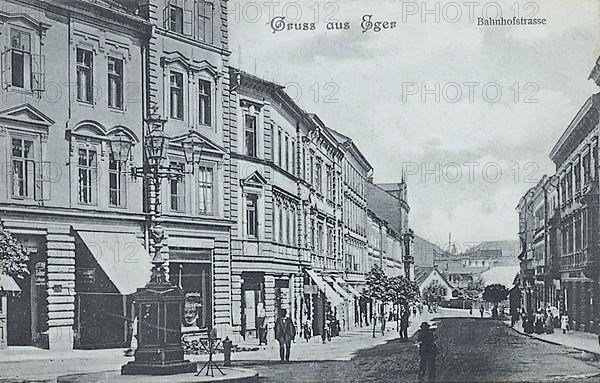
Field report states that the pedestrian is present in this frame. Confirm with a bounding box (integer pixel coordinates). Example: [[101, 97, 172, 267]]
[[534, 309, 545, 334], [303, 318, 311, 342], [479, 304, 484, 319], [417, 322, 438, 382], [561, 314, 569, 334], [524, 312, 535, 334], [257, 302, 267, 346], [545, 310, 554, 334], [400, 308, 410, 339], [274, 309, 296, 362]]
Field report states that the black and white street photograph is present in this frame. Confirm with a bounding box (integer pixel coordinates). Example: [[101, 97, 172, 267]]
[[0, 0, 599, 382]]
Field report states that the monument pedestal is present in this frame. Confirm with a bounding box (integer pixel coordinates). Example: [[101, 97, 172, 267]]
[[121, 283, 195, 375]]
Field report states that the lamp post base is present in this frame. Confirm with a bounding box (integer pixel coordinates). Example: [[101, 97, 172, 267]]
[[121, 360, 196, 376], [121, 283, 194, 375]]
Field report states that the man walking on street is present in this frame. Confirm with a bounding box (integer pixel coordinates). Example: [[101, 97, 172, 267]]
[[479, 304, 485, 318], [400, 307, 410, 339], [275, 309, 296, 362], [417, 322, 437, 382]]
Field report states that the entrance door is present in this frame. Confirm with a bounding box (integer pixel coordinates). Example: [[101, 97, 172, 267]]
[[7, 273, 31, 345]]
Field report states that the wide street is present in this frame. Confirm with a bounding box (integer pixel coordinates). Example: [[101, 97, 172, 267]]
[[5, 309, 600, 383], [240, 314, 600, 383]]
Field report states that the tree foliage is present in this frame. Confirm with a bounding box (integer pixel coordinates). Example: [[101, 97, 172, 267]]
[[386, 275, 420, 305], [0, 226, 29, 279], [463, 277, 486, 300], [422, 279, 447, 303], [482, 283, 509, 304], [362, 264, 388, 302]]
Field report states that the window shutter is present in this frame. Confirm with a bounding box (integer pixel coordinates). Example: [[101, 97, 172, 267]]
[[34, 161, 51, 201], [31, 53, 45, 92], [1, 48, 12, 89]]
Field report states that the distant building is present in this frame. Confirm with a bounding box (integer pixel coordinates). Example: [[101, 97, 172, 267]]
[[414, 266, 454, 302]]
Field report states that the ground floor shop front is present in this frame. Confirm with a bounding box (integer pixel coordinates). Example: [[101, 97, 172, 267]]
[[2, 211, 231, 350]]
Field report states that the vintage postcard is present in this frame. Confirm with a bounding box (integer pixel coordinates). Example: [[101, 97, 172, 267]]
[[0, 0, 598, 382]]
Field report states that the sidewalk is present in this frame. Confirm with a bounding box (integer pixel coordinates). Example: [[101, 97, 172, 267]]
[[506, 320, 600, 355]]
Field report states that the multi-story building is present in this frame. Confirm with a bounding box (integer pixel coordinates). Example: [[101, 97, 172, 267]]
[[549, 91, 600, 332], [517, 176, 558, 313], [0, 0, 148, 349], [130, 0, 235, 339]]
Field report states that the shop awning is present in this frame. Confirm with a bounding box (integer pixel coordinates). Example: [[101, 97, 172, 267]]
[[305, 269, 343, 306], [325, 276, 353, 301], [0, 274, 21, 295], [334, 277, 361, 299], [78, 231, 152, 295]]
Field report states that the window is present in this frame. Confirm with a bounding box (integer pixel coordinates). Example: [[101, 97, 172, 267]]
[[108, 57, 123, 109], [170, 72, 184, 119], [583, 154, 591, 185], [197, 1, 214, 44], [198, 79, 211, 126], [244, 114, 257, 157], [286, 208, 291, 245], [315, 162, 322, 194], [574, 162, 581, 192], [246, 194, 258, 237], [278, 205, 284, 243], [566, 170, 573, 200], [11, 138, 34, 198], [170, 162, 186, 211], [9, 29, 30, 89], [326, 166, 333, 201], [317, 222, 324, 253], [168, 5, 184, 33], [284, 136, 289, 171], [582, 209, 588, 249], [277, 130, 282, 166], [108, 152, 127, 207], [197, 165, 214, 215], [78, 148, 97, 204], [76, 48, 93, 103]]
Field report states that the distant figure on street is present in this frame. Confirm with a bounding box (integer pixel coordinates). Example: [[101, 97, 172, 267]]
[[534, 309, 545, 334], [545, 310, 554, 334], [524, 312, 535, 334], [257, 303, 267, 346], [302, 318, 311, 342], [417, 322, 437, 382], [561, 315, 569, 334], [275, 309, 296, 362], [400, 308, 410, 339], [479, 304, 484, 318]]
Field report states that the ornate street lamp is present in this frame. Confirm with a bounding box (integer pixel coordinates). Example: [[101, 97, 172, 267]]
[[402, 229, 414, 280], [122, 117, 205, 376], [108, 131, 133, 163]]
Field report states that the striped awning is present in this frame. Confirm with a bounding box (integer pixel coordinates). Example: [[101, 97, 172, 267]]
[[305, 269, 344, 306], [0, 274, 21, 294]]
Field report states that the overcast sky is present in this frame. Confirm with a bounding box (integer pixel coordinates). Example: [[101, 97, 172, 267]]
[[228, 0, 600, 248]]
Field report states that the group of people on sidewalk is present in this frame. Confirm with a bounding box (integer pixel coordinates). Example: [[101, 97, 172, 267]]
[[519, 307, 567, 335]]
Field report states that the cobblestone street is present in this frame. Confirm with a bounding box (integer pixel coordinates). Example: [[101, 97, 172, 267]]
[[243, 317, 600, 383]]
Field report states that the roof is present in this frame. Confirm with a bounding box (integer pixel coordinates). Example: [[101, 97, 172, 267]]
[[480, 265, 520, 288], [414, 267, 435, 286], [366, 181, 409, 233]]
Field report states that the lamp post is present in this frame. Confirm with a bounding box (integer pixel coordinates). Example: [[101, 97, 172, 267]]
[[402, 229, 414, 280], [117, 116, 205, 375]]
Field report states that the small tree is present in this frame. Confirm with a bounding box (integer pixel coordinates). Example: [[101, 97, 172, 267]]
[[464, 278, 485, 300], [362, 265, 388, 338], [386, 275, 420, 331], [0, 225, 29, 279], [482, 283, 509, 311], [422, 279, 447, 305]]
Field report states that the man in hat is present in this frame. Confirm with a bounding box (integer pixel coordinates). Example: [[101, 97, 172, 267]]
[[417, 322, 437, 382], [274, 309, 296, 362]]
